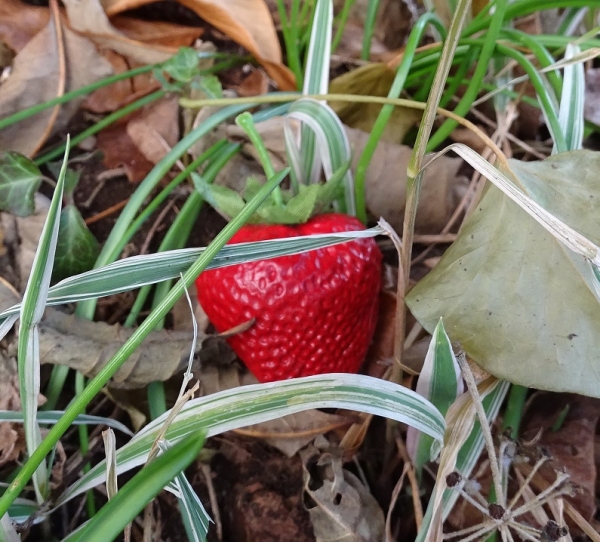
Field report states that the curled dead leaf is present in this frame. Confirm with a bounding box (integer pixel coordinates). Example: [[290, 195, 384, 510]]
[[302, 444, 385, 542], [30, 308, 234, 388], [102, 0, 296, 89], [0, 1, 113, 156], [63, 0, 179, 65]]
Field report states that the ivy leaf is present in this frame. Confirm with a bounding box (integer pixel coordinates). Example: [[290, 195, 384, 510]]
[[47, 162, 81, 202], [52, 206, 100, 283], [0, 151, 42, 216], [162, 47, 200, 83], [406, 150, 600, 398]]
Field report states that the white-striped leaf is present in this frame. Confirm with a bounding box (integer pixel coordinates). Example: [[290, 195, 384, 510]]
[[18, 140, 70, 501], [0, 227, 382, 335], [0, 411, 133, 436], [286, 99, 355, 214], [555, 43, 584, 154], [407, 319, 463, 473], [56, 374, 445, 507]]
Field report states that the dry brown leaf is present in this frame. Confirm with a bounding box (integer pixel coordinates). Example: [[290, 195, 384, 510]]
[[346, 126, 466, 233], [81, 50, 159, 113], [111, 15, 203, 48], [102, 0, 296, 90], [0, 0, 49, 52], [126, 96, 180, 165], [96, 119, 155, 182], [520, 393, 599, 529], [301, 445, 385, 542], [237, 411, 356, 457], [236, 67, 269, 97], [329, 64, 422, 144], [33, 308, 234, 388], [62, 0, 178, 65], [585, 68, 600, 127], [0, 1, 113, 156], [0, 353, 25, 467]]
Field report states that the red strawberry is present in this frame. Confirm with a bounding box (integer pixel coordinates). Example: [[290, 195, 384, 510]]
[[196, 213, 382, 382]]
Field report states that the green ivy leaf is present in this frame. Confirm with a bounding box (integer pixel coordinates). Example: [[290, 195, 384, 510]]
[[193, 174, 246, 220], [0, 151, 42, 216], [47, 162, 81, 202], [52, 206, 100, 283], [193, 74, 223, 99], [162, 47, 200, 83]]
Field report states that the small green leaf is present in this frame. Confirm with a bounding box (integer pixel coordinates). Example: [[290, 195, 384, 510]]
[[193, 175, 246, 220], [193, 75, 222, 99], [0, 151, 42, 216], [162, 47, 200, 82], [52, 206, 100, 283], [47, 163, 80, 200], [280, 183, 320, 221]]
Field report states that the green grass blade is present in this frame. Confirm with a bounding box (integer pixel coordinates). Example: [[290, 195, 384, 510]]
[[556, 43, 585, 152], [0, 411, 133, 436], [75, 102, 256, 321], [415, 380, 510, 541], [163, 440, 211, 542], [57, 373, 445, 506], [299, 0, 332, 185], [0, 169, 288, 517], [407, 319, 463, 476], [287, 98, 354, 213], [427, 0, 508, 151], [62, 432, 206, 542], [361, 0, 380, 60], [18, 140, 71, 502], [0, 227, 381, 331], [354, 12, 446, 222]]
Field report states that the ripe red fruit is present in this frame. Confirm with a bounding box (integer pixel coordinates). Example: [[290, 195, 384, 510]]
[[196, 213, 382, 382]]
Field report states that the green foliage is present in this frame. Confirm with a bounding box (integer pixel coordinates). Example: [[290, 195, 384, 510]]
[[52, 206, 100, 283], [0, 152, 42, 216], [407, 150, 600, 398], [192, 160, 347, 224], [45, 164, 100, 283], [63, 432, 206, 542]]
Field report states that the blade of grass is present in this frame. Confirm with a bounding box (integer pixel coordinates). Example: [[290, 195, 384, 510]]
[[18, 138, 71, 502], [361, 0, 380, 60], [354, 12, 447, 222], [398, 0, 472, 385], [62, 432, 206, 542], [58, 372, 446, 505], [0, 168, 289, 516], [556, 43, 585, 152], [426, 0, 507, 151], [0, 227, 383, 329], [75, 101, 256, 322], [298, 0, 332, 186]]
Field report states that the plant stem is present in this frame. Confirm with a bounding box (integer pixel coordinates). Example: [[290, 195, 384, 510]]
[[397, 0, 473, 385], [354, 12, 446, 222], [0, 65, 157, 132]]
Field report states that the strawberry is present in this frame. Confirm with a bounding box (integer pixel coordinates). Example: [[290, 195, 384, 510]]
[[196, 213, 382, 382]]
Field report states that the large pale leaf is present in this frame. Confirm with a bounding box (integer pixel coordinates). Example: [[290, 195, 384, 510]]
[[406, 150, 600, 398]]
